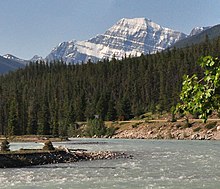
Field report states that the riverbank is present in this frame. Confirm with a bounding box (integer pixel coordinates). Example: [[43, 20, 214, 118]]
[[110, 119, 220, 140], [2, 119, 220, 142], [0, 135, 69, 142]]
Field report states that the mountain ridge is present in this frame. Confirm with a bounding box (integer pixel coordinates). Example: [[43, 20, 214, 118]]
[[1, 18, 219, 73], [0, 55, 25, 74], [171, 24, 220, 49], [46, 17, 187, 63]]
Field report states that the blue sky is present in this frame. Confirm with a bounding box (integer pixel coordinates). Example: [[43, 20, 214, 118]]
[[0, 0, 219, 59]]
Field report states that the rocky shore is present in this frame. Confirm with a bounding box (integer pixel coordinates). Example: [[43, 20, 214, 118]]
[[0, 149, 132, 168], [111, 120, 220, 140]]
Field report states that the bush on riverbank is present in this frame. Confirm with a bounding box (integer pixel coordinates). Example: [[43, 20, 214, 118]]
[[1, 140, 10, 152], [85, 118, 117, 137], [42, 140, 55, 151]]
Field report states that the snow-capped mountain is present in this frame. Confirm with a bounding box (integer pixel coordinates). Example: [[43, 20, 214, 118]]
[[0, 54, 45, 74], [30, 55, 44, 62], [3, 54, 43, 64], [46, 18, 187, 63], [0, 55, 25, 74], [171, 24, 220, 49], [189, 26, 211, 36], [3, 54, 28, 65]]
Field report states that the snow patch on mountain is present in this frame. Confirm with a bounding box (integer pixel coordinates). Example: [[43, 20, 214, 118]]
[[30, 55, 44, 62], [189, 26, 211, 36], [3, 54, 28, 65], [3, 54, 23, 61], [46, 18, 187, 63]]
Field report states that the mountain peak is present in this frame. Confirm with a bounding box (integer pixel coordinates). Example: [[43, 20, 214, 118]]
[[119, 17, 150, 25], [3, 54, 21, 61], [189, 26, 211, 36], [3, 54, 29, 65], [30, 55, 43, 62], [111, 17, 162, 33], [0, 55, 25, 74], [46, 17, 187, 63]]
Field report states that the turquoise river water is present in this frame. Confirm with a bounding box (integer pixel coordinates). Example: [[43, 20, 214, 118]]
[[0, 138, 220, 189]]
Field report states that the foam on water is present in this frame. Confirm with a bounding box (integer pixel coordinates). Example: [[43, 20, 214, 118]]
[[1, 139, 220, 189]]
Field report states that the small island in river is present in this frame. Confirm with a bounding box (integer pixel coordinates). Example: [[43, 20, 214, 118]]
[[0, 140, 132, 168]]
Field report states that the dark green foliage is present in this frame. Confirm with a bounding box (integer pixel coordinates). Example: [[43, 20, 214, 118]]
[[106, 100, 117, 121], [117, 97, 131, 121], [7, 99, 19, 136], [85, 118, 116, 137], [170, 106, 177, 122], [37, 96, 51, 135], [0, 36, 220, 135], [86, 118, 107, 137], [27, 98, 39, 135], [42, 140, 55, 151], [67, 123, 80, 137], [1, 139, 10, 151], [105, 126, 118, 137], [193, 127, 202, 132]]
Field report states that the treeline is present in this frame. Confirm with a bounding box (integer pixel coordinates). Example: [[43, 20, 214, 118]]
[[0, 36, 220, 136]]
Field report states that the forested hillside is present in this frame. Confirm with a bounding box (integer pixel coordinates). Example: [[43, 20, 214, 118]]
[[0, 36, 220, 136]]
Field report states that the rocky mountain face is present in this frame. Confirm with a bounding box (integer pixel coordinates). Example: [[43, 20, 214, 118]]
[[1, 18, 219, 74], [189, 26, 211, 36], [46, 18, 187, 63]]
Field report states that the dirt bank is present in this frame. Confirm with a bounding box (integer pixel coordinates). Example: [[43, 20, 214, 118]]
[[111, 119, 220, 140]]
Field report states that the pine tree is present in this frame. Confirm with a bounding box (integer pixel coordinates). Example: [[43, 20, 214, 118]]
[[27, 98, 39, 134], [106, 100, 117, 121], [7, 99, 19, 136], [37, 95, 51, 135], [117, 97, 131, 120], [75, 93, 86, 121], [96, 95, 108, 119], [52, 108, 59, 137]]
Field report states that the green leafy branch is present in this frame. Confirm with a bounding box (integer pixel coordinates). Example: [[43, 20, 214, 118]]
[[176, 56, 220, 123]]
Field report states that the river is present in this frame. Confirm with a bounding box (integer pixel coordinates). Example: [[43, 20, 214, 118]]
[[0, 138, 220, 189]]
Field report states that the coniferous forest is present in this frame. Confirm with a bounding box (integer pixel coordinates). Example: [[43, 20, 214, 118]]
[[0, 36, 220, 136]]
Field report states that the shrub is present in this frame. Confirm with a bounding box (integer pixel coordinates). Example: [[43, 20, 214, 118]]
[[132, 122, 141, 128], [183, 118, 192, 128], [1, 139, 10, 152], [106, 126, 118, 137], [205, 121, 217, 130], [132, 123, 139, 128], [86, 118, 107, 137], [42, 140, 55, 151], [193, 127, 202, 132]]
